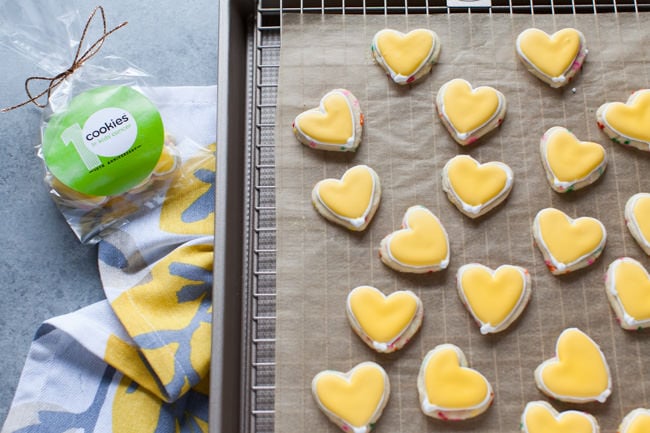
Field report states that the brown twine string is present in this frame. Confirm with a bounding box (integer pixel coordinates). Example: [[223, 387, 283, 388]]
[[1, 6, 128, 112]]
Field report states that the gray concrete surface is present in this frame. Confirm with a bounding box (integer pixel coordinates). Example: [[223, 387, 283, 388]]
[[0, 0, 217, 422]]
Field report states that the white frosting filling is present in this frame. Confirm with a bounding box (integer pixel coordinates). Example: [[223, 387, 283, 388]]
[[552, 179, 574, 189], [595, 389, 611, 404], [608, 282, 618, 296], [552, 75, 566, 83], [462, 203, 482, 215], [421, 398, 437, 414], [623, 312, 637, 327], [373, 342, 389, 352], [479, 324, 498, 335]]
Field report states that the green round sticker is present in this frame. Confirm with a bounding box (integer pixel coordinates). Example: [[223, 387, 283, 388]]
[[42, 86, 164, 196]]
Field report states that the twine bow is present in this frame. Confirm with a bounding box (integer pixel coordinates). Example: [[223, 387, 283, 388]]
[[1, 6, 128, 112]]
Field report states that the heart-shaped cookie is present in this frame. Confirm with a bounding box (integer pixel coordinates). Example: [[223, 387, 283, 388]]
[[312, 362, 390, 433], [540, 127, 607, 192], [346, 286, 423, 353], [533, 208, 606, 275], [625, 193, 650, 255], [442, 154, 513, 218], [516, 28, 587, 88], [597, 89, 650, 151], [436, 79, 507, 145], [371, 28, 441, 85], [521, 401, 600, 433], [312, 165, 381, 231], [379, 205, 450, 273], [48, 174, 109, 210], [535, 328, 611, 403], [293, 89, 363, 152], [619, 409, 650, 433], [418, 344, 493, 420], [457, 264, 531, 334], [605, 257, 650, 330]]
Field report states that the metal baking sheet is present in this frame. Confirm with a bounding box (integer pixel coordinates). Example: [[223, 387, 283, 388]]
[[211, 1, 650, 432]]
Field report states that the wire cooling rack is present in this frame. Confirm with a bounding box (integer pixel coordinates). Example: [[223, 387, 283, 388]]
[[241, 1, 650, 432]]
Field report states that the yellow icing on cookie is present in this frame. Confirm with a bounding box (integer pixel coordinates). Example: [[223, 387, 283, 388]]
[[612, 260, 650, 322], [317, 166, 374, 219], [625, 411, 650, 433], [537, 208, 604, 265], [604, 91, 650, 143], [314, 363, 386, 428], [633, 195, 650, 243], [460, 265, 524, 329], [539, 328, 610, 399], [545, 129, 605, 181], [523, 403, 596, 433], [442, 79, 500, 134], [518, 28, 580, 78], [423, 347, 489, 409], [153, 146, 177, 175], [348, 286, 418, 343], [375, 29, 434, 76], [447, 155, 509, 207], [297, 92, 353, 144], [389, 207, 448, 267]]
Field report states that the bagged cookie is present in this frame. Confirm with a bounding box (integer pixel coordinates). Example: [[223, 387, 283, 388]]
[[1, 3, 201, 243]]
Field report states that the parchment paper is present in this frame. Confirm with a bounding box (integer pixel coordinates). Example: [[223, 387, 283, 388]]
[[275, 12, 650, 433]]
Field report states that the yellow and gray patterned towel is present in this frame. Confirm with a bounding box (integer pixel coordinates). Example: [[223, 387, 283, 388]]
[[1, 86, 216, 433]]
